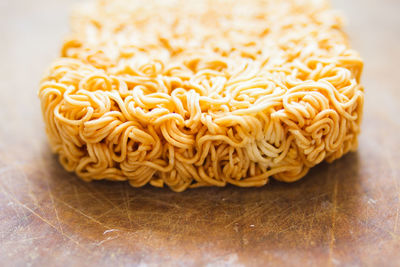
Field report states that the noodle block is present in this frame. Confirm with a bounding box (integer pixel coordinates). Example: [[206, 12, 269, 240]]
[[39, 0, 364, 191]]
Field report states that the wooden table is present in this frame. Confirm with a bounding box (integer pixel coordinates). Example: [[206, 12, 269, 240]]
[[1, 0, 399, 266]]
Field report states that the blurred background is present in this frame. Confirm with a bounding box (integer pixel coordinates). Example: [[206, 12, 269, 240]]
[[0, 0, 399, 266]]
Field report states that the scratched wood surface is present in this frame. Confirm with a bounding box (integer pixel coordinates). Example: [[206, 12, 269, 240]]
[[1, 0, 400, 266]]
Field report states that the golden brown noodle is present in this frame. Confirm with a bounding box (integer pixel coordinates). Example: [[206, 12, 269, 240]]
[[39, 0, 364, 191]]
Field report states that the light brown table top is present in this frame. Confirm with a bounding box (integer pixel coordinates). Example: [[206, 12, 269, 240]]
[[1, 0, 400, 266]]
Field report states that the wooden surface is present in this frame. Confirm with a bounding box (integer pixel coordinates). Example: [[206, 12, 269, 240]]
[[1, 0, 400, 266]]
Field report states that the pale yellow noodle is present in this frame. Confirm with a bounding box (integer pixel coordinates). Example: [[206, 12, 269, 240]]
[[39, 0, 364, 191]]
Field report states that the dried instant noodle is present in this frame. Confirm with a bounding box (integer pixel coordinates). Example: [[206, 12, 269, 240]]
[[39, 0, 364, 191]]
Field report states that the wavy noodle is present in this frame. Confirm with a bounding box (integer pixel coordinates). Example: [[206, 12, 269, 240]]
[[39, 0, 364, 191]]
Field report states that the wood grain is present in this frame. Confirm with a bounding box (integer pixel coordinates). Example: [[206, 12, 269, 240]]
[[0, 0, 400, 266]]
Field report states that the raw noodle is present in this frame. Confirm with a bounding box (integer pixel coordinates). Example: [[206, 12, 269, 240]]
[[39, 0, 364, 191]]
